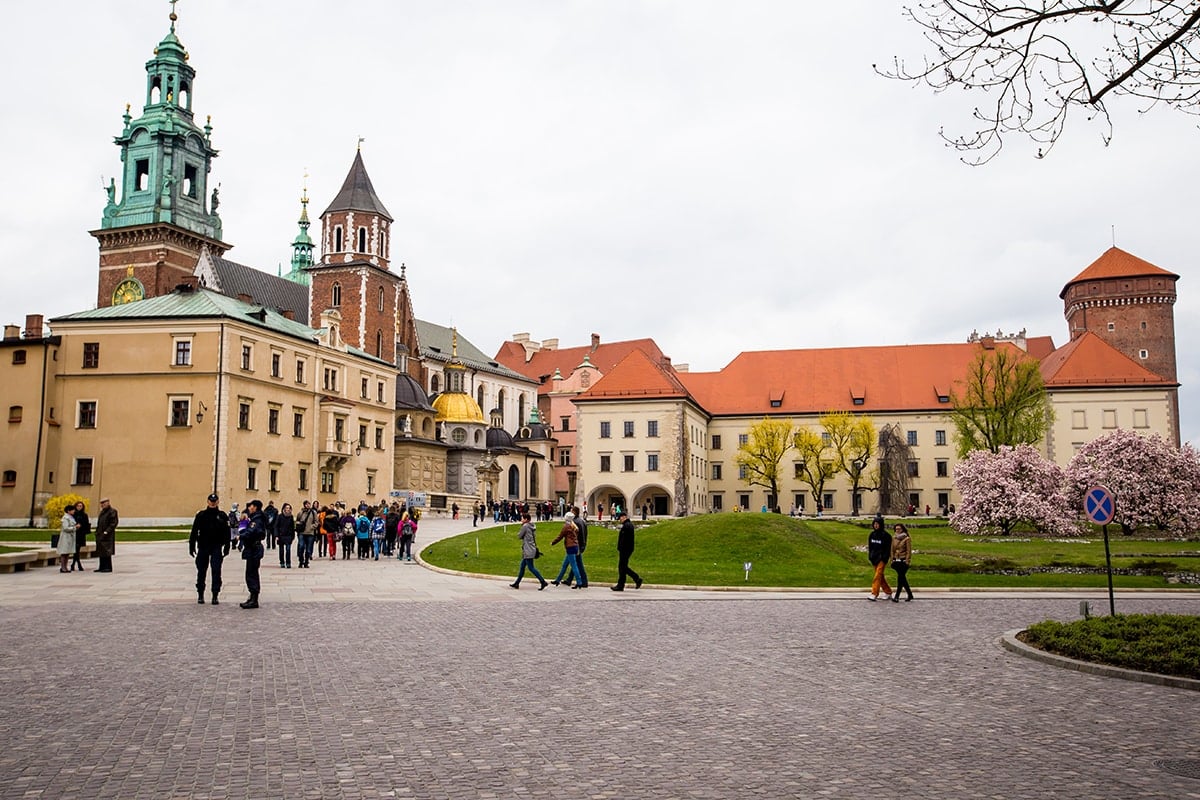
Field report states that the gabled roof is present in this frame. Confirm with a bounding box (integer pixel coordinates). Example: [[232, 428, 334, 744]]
[[1039, 331, 1175, 388], [200, 252, 309, 324], [322, 151, 393, 221], [1060, 247, 1179, 297], [494, 337, 664, 386], [416, 320, 535, 384], [1024, 335, 1056, 360], [574, 348, 693, 402], [678, 342, 1025, 416]]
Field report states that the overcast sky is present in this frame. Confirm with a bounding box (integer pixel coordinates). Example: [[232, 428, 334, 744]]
[[2, 1, 1195, 444]]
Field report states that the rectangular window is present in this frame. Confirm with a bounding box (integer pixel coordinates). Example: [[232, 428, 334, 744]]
[[647, 420, 659, 438], [359, 424, 368, 447], [11, 350, 26, 365], [738, 434, 748, 447], [375, 426, 384, 449], [241, 344, 252, 371], [77, 401, 97, 429], [600, 421, 611, 439], [738, 464, 748, 480], [712, 463, 722, 480], [906, 430, 918, 446], [321, 471, 335, 493], [271, 352, 281, 378], [1072, 410, 1086, 429], [247, 465, 258, 490], [559, 449, 571, 466], [1133, 409, 1149, 429], [269, 467, 279, 493], [238, 402, 250, 430], [83, 342, 99, 369], [821, 432, 832, 445], [936, 460, 948, 478], [599, 455, 611, 472], [908, 492, 921, 511], [711, 434, 722, 450], [377, 381, 385, 403], [647, 454, 659, 471], [174, 339, 192, 366], [822, 493, 834, 511], [323, 367, 339, 392], [560, 416, 571, 432], [794, 494, 806, 511], [74, 457, 94, 486], [296, 359, 306, 384], [623, 421, 635, 438], [268, 407, 280, 435], [1102, 409, 1117, 429], [623, 454, 635, 472], [8, 405, 22, 423], [293, 411, 304, 437], [170, 399, 190, 427], [135, 158, 149, 190], [938, 492, 950, 512], [298, 465, 309, 492], [334, 417, 345, 442], [935, 429, 946, 446], [739, 494, 750, 510], [712, 494, 723, 511], [907, 460, 920, 478], [361, 377, 369, 399]]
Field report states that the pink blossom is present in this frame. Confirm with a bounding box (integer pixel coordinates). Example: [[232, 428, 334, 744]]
[[951, 445, 1078, 536]]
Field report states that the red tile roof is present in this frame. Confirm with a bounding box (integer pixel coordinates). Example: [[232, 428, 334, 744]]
[[1039, 331, 1175, 388], [1024, 335, 1056, 360], [494, 337, 664, 386], [1060, 247, 1179, 298], [573, 348, 692, 402]]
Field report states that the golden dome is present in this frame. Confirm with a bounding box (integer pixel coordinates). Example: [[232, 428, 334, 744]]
[[432, 392, 485, 424]]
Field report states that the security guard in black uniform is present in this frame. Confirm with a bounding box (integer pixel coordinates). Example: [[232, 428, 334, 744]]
[[190, 493, 230, 605], [239, 499, 267, 609]]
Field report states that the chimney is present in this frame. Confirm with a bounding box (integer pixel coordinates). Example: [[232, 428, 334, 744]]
[[590, 333, 600, 350], [512, 333, 531, 344], [24, 314, 44, 339], [980, 336, 996, 350], [237, 293, 253, 304], [661, 355, 672, 368], [542, 338, 558, 351], [674, 363, 689, 373], [175, 276, 197, 291], [3, 325, 19, 341], [282, 310, 294, 320]]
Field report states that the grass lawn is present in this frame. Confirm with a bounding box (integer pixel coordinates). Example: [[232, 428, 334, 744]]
[[1022, 614, 1200, 680], [422, 514, 1200, 590]]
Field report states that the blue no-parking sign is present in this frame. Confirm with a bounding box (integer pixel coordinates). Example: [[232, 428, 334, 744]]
[[1084, 486, 1115, 525]]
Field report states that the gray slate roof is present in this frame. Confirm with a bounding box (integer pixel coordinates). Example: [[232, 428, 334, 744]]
[[322, 151, 393, 221], [416, 320, 535, 384], [210, 255, 310, 324]]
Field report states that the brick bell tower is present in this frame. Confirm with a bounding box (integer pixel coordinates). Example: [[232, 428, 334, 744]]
[[91, 4, 229, 308], [307, 148, 424, 385]]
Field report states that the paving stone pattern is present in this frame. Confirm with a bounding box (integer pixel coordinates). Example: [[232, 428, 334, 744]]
[[2, 596, 1198, 799]]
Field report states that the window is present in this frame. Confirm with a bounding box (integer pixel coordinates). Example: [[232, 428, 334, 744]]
[[78, 401, 97, 429], [321, 471, 335, 493], [712, 463, 722, 480], [647, 420, 659, 438], [559, 449, 571, 466], [711, 435, 721, 450], [1139, 349, 1149, 360], [83, 342, 99, 369], [367, 472, 376, 496], [623, 421, 635, 438], [73, 458, 94, 486], [599, 455, 611, 472], [430, 374, 440, 394], [135, 158, 149, 190], [378, 287, 385, 312], [299, 465, 309, 492], [1072, 410, 1087, 429], [907, 460, 920, 478], [935, 429, 946, 446], [375, 426, 384, 449], [738, 465, 748, 480], [739, 494, 750, 510], [334, 417, 345, 442], [738, 434, 748, 447], [170, 399, 190, 427], [174, 339, 192, 366], [238, 402, 250, 430], [1102, 409, 1117, 429], [296, 359, 306, 384], [600, 421, 611, 439], [357, 227, 368, 252], [821, 432, 832, 446], [377, 381, 385, 403], [268, 407, 280, 435], [938, 492, 950, 512], [822, 493, 834, 511], [560, 416, 571, 432], [906, 430, 918, 446], [8, 405, 21, 423], [936, 460, 948, 478], [271, 352, 281, 378], [240, 343, 252, 371], [908, 492, 921, 510], [269, 467, 279, 493], [712, 494, 723, 511], [11, 350, 25, 365], [1, 470, 15, 487], [623, 455, 635, 472], [794, 494, 805, 511], [331, 281, 342, 307], [647, 454, 659, 471], [323, 367, 339, 392], [359, 424, 368, 447], [361, 377, 369, 399], [334, 227, 344, 252], [247, 464, 258, 490], [1133, 409, 1149, 429], [1107, 322, 1115, 331]]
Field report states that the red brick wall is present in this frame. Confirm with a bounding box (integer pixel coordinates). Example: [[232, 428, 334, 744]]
[[1063, 275, 1178, 381]]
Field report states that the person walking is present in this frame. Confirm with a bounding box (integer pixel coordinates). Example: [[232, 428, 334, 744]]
[[239, 499, 267, 609], [355, 510, 371, 559], [370, 512, 386, 560], [510, 512, 548, 590], [890, 523, 914, 602], [275, 502, 296, 568], [70, 501, 90, 572], [867, 515, 893, 601], [611, 510, 642, 591], [190, 493, 230, 605], [56, 506, 77, 573], [94, 498, 118, 573], [324, 505, 341, 560], [296, 501, 318, 564], [397, 511, 417, 562], [561, 505, 589, 588], [550, 512, 583, 588]]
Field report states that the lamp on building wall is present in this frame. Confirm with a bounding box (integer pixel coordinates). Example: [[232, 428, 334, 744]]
[[196, 401, 207, 424], [355, 443, 363, 457]]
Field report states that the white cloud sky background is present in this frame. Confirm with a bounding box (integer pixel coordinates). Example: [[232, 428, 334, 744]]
[[2, 1, 1196, 444]]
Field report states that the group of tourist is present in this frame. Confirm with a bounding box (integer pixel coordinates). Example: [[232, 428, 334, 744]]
[[866, 515, 915, 602], [56, 498, 119, 574], [190, 495, 422, 609], [509, 506, 643, 592]]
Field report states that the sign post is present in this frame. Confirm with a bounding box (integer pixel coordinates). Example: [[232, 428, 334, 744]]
[[1084, 485, 1117, 616]]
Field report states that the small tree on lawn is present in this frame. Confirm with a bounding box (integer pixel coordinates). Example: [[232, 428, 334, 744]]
[[1066, 430, 1200, 535], [822, 411, 878, 515], [951, 445, 1077, 536], [735, 417, 794, 510], [793, 427, 837, 511]]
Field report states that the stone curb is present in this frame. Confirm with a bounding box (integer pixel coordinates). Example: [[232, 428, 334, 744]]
[[1001, 628, 1200, 692]]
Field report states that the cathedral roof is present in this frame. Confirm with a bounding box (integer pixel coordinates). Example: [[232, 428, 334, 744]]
[[322, 151, 393, 221], [431, 392, 485, 424], [1039, 332, 1175, 388], [202, 253, 310, 323], [1060, 247, 1179, 297], [416, 320, 534, 384], [395, 373, 435, 412]]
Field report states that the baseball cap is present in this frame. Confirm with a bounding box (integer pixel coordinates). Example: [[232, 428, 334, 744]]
[[207, 493, 219, 502]]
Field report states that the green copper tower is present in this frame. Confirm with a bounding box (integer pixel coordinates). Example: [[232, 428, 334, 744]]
[[284, 187, 315, 286]]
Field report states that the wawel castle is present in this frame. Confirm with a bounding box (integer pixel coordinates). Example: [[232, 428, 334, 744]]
[[0, 10, 1182, 525]]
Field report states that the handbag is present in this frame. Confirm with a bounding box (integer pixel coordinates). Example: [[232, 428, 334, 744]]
[[535, 547, 543, 559]]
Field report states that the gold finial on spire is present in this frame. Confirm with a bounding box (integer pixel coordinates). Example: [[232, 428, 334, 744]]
[[302, 167, 309, 204], [451, 327, 458, 358], [169, 0, 180, 31]]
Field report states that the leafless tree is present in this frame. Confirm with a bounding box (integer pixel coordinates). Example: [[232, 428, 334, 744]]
[[877, 424, 912, 515], [879, 2, 1200, 163]]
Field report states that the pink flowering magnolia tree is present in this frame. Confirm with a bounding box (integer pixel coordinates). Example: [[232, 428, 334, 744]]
[[951, 445, 1078, 536], [1066, 430, 1200, 534]]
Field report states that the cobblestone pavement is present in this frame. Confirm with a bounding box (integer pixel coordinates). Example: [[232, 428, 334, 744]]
[[1, 521, 1198, 798]]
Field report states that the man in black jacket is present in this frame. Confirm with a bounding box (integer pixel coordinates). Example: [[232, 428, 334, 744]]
[[189, 493, 230, 605], [867, 514, 893, 601], [239, 499, 268, 609], [611, 511, 642, 591]]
